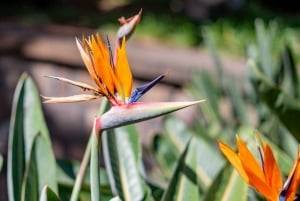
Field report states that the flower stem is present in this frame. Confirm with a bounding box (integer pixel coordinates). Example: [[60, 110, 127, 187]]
[[70, 137, 92, 201], [70, 99, 108, 201], [90, 128, 102, 201]]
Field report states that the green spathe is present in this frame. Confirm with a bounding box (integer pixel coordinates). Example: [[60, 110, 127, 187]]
[[99, 100, 205, 130]]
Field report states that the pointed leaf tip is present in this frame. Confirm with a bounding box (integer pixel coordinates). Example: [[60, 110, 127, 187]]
[[100, 100, 204, 130]]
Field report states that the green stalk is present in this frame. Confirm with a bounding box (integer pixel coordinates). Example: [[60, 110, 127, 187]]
[[90, 128, 102, 201], [70, 99, 108, 201], [70, 137, 92, 201]]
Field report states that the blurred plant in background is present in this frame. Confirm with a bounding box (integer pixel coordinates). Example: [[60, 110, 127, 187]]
[[2, 1, 300, 201]]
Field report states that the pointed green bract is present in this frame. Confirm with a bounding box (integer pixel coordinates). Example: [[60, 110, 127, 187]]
[[100, 101, 204, 130], [7, 73, 57, 201]]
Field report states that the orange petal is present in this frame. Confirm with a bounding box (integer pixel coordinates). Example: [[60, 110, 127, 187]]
[[218, 141, 249, 182], [237, 137, 278, 200], [285, 148, 300, 201], [91, 34, 116, 95], [263, 144, 283, 193], [237, 137, 265, 181], [115, 37, 133, 99], [76, 38, 102, 88], [245, 170, 279, 201]]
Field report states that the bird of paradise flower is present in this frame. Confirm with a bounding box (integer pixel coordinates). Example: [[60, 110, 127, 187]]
[[218, 132, 300, 201], [42, 10, 203, 130], [42, 10, 164, 105]]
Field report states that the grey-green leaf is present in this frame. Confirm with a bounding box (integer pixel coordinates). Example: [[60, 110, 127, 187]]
[[161, 139, 200, 201], [22, 135, 40, 201], [249, 61, 300, 142], [175, 140, 199, 201], [39, 185, 61, 201], [102, 125, 154, 201], [7, 73, 58, 201], [280, 45, 299, 98], [202, 165, 248, 201]]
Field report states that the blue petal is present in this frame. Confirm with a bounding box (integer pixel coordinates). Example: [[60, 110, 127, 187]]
[[128, 73, 165, 103]]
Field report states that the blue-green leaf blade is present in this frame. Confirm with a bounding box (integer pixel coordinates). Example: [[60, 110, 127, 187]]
[[102, 125, 154, 201], [161, 139, 200, 201], [175, 140, 199, 201], [202, 165, 248, 201], [39, 185, 61, 201], [7, 73, 58, 201]]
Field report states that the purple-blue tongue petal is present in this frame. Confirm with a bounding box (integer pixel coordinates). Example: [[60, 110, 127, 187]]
[[128, 73, 165, 103]]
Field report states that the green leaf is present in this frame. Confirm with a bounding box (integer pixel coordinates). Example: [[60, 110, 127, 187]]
[[161, 140, 190, 201], [56, 160, 111, 192], [39, 185, 61, 201], [161, 139, 200, 201], [188, 71, 223, 138], [175, 140, 199, 201], [192, 72, 222, 123], [164, 117, 225, 189], [70, 99, 110, 201], [7, 73, 57, 201], [225, 76, 249, 124], [254, 19, 274, 80], [153, 134, 180, 179], [202, 28, 225, 83], [249, 61, 300, 142], [22, 135, 41, 201], [280, 45, 299, 98], [102, 125, 154, 201], [202, 165, 248, 201]]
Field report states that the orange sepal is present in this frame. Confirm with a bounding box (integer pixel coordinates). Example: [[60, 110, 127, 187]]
[[236, 137, 265, 181], [286, 148, 300, 201], [76, 38, 102, 89], [263, 144, 283, 193], [115, 37, 133, 99], [218, 141, 249, 182], [236, 137, 278, 200], [91, 34, 116, 96]]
